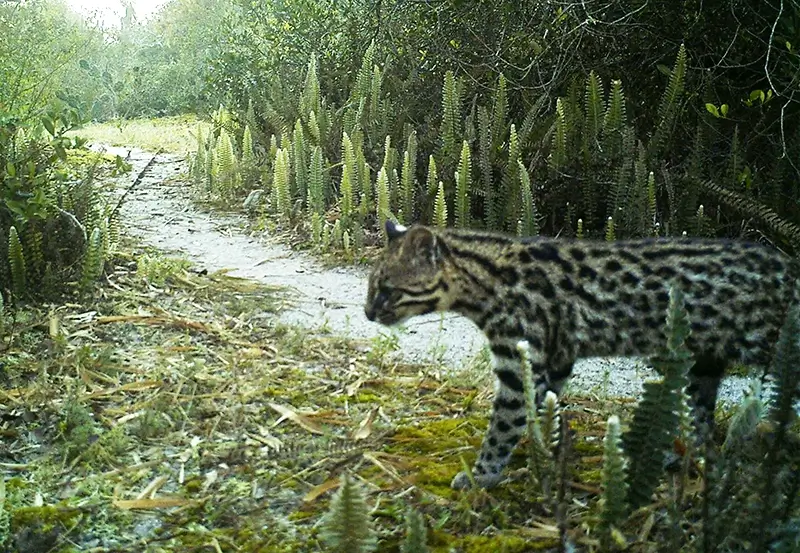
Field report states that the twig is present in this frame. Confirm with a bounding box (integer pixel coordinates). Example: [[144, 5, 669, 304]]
[[56, 206, 87, 242], [109, 149, 162, 221]]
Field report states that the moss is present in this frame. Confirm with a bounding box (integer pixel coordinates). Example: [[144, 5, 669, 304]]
[[430, 530, 558, 553], [578, 468, 603, 484], [387, 417, 483, 456], [287, 510, 314, 521], [12, 504, 82, 533]]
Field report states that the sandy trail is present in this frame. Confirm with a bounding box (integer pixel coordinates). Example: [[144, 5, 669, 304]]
[[102, 145, 754, 404]]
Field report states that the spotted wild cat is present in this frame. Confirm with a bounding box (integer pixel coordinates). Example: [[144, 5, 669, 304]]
[[364, 221, 799, 489]]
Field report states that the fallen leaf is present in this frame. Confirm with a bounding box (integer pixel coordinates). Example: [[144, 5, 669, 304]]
[[268, 402, 323, 434], [352, 408, 378, 441], [303, 477, 340, 503]]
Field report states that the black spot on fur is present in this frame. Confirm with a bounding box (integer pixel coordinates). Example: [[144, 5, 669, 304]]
[[621, 272, 640, 286], [497, 421, 511, 433], [579, 265, 598, 280], [570, 248, 586, 262], [605, 259, 622, 272], [512, 416, 526, 427], [644, 279, 662, 291], [490, 343, 516, 359], [496, 370, 524, 393], [496, 397, 524, 410], [656, 266, 677, 279]]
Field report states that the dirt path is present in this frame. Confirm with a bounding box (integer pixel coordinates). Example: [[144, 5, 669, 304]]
[[103, 145, 754, 403]]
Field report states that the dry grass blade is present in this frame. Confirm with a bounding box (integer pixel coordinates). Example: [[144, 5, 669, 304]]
[[303, 477, 341, 503], [113, 498, 196, 510]]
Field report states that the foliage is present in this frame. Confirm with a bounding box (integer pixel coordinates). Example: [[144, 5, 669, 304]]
[[517, 340, 559, 499], [319, 474, 377, 553], [401, 508, 429, 553], [598, 415, 628, 550], [622, 286, 693, 510]]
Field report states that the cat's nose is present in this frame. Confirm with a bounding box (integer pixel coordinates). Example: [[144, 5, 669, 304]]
[[365, 305, 376, 321]]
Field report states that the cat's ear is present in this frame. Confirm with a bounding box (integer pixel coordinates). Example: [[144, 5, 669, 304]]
[[405, 226, 443, 267], [385, 220, 408, 242]]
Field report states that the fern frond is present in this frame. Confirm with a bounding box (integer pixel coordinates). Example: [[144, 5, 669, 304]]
[[478, 106, 499, 229], [426, 155, 438, 199], [599, 414, 628, 548], [434, 181, 448, 228], [342, 132, 359, 197], [699, 180, 800, 249], [501, 124, 520, 230], [369, 65, 383, 136], [605, 217, 616, 242], [602, 80, 627, 160], [319, 474, 377, 553], [310, 212, 323, 245], [8, 226, 26, 299], [332, 219, 343, 249], [242, 124, 255, 169], [401, 507, 429, 553], [301, 54, 322, 124], [376, 168, 391, 232], [583, 70, 604, 161], [623, 286, 693, 510], [80, 226, 104, 295], [455, 140, 471, 228], [440, 70, 461, 168], [23, 226, 44, 280], [649, 44, 687, 160], [273, 148, 292, 218], [293, 119, 308, 202], [517, 340, 556, 497], [518, 160, 539, 236], [307, 146, 325, 215], [214, 128, 238, 198], [491, 73, 508, 147], [340, 161, 355, 224], [549, 99, 567, 172]]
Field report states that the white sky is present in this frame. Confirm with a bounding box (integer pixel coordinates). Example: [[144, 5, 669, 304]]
[[66, 0, 167, 27]]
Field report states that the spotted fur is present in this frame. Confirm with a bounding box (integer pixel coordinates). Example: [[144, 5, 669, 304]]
[[365, 221, 799, 489]]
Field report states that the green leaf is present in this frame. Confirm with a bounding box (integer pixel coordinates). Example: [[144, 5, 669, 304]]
[[42, 116, 55, 136], [720, 103, 728, 117], [705, 103, 719, 117], [750, 89, 763, 102], [6, 162, 16, 178], [656, 64, 672, 76]]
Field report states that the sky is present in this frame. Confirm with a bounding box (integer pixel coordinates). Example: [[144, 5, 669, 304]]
[[66, 0, 167, 27]]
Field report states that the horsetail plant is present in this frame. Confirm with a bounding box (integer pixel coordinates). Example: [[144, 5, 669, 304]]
[[455, 140, 471, 228], [518, 160, 539, 236], [517, 340, 558, 499], [599, 415, 628, 550], [401, 507, 430, 553], [319, 474, 377, 553], [434, 182, 448, 228], [400, 130, 417, 224], [376, 167, 391, 233], [272, 148, 292, 218], [7, 226, 26, 299], [80, 227, 104, 296]]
